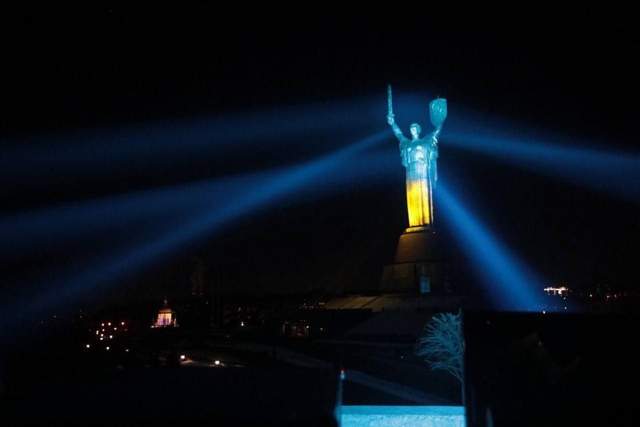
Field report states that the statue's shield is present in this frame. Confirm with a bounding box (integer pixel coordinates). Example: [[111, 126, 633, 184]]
[[429, 98, 448, 129]]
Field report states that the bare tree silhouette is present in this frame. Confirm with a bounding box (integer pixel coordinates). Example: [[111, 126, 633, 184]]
[[416, 311, 464, 384]]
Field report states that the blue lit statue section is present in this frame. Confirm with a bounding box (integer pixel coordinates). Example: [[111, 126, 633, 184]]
[[387, 85, 447, 228]]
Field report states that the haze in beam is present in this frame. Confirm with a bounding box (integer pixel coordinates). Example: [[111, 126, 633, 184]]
[[446, 125, 640, 202], [436, 179, 546, 312], [1, 131, 392, 334], [0, 177, 246, 258], [0, 96, 380, 185], [0, 137, 396, 260]]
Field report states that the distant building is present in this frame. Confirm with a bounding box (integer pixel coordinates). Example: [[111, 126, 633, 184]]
[[544, 286, 569, 296], [152, 299, 178, 328], [282, 320, 311, 338]]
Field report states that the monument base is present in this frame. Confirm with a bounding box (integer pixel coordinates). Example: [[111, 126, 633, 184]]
[[380, 226, 449, 294]]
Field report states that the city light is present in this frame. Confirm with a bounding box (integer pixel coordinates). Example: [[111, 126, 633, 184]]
[[180, 354, 186, 361], [214, 360, 221, 366], [544, 286, 569, 296]]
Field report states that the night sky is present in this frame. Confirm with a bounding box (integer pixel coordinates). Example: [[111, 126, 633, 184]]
[[1, 11, 638, 308]]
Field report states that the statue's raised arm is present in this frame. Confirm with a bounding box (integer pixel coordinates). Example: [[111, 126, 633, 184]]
[[387, 85, 407, 142]]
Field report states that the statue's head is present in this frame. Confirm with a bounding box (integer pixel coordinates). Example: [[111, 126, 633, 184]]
[[409, 123, 422, 140]]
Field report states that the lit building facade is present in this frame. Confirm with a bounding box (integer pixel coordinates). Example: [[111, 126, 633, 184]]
[[152, 299, 178, 328]]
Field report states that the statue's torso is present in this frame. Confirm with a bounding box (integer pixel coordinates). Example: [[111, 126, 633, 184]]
[[401, 137, 435, 168]]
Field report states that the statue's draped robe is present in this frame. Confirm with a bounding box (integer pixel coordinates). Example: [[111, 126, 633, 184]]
[[398, 134, 438, 227]]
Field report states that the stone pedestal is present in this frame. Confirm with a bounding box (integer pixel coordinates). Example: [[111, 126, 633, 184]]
[[380, 226, 448, 294]]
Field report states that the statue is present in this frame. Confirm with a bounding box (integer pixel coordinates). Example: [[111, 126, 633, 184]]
[[387, 85, 447, 228]]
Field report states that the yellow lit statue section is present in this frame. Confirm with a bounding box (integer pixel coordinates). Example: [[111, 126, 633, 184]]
[[406, 166, 434, 226], [387, 86, 447, 228]]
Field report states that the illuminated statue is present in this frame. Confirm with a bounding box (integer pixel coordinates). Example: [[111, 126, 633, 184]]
[[387, 85, 447, 227]]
